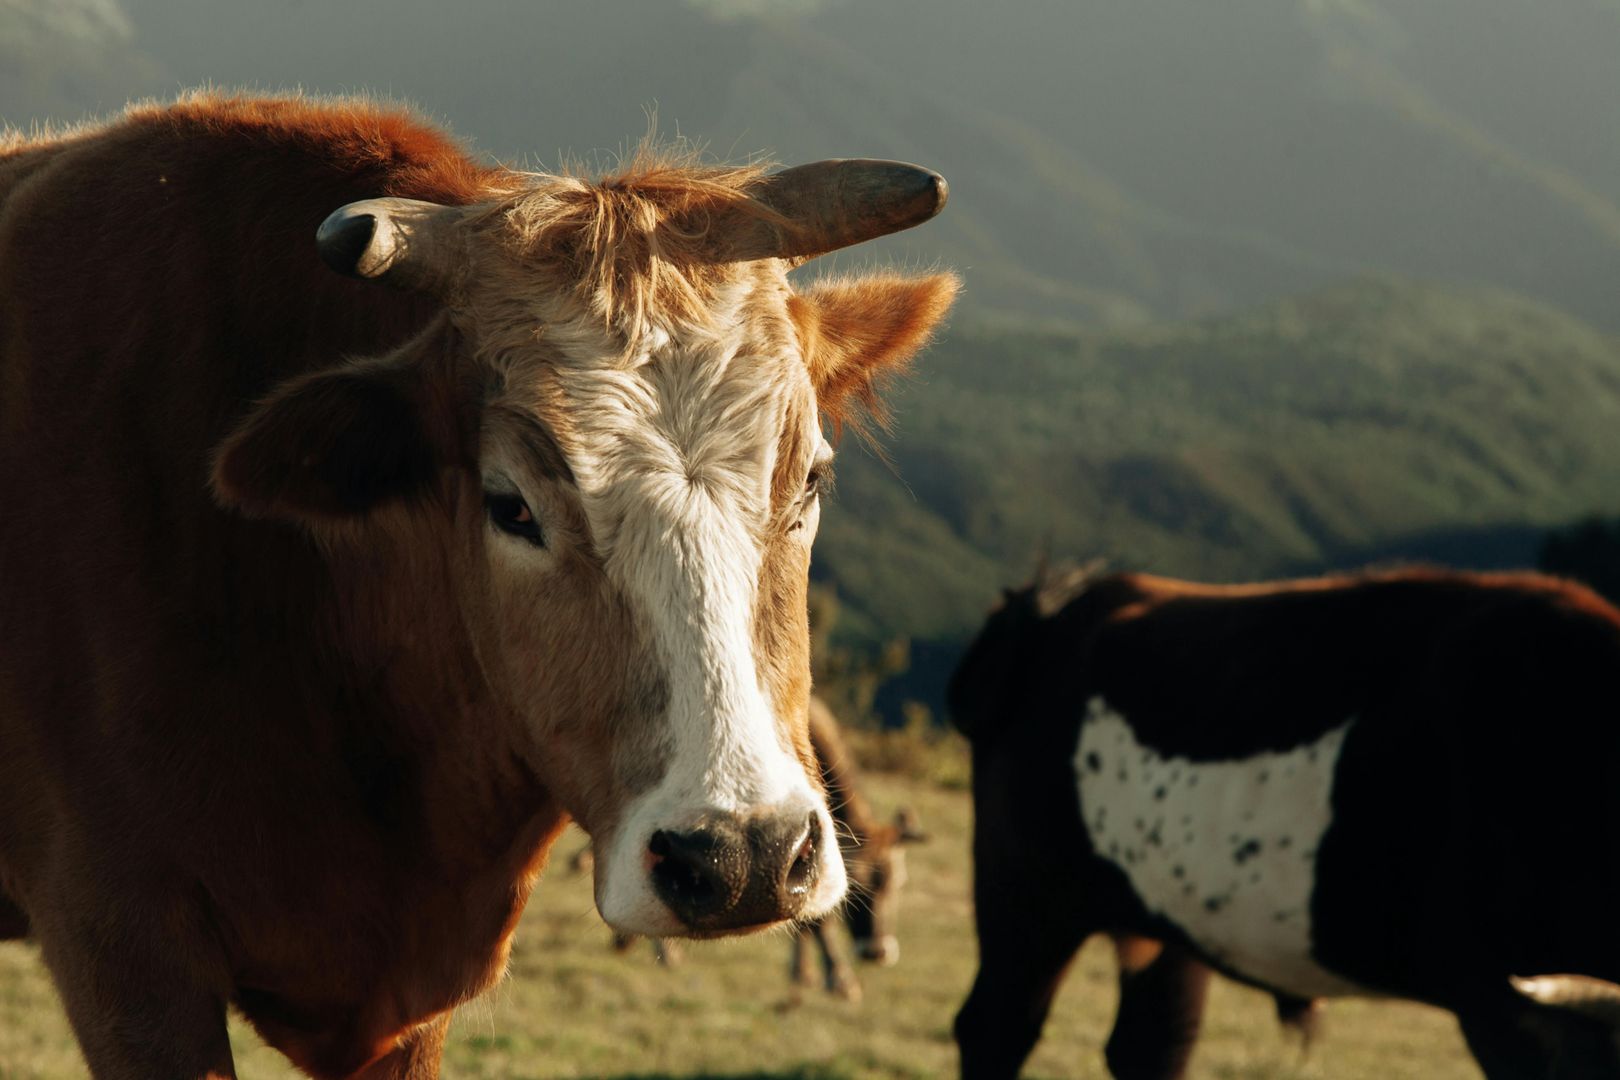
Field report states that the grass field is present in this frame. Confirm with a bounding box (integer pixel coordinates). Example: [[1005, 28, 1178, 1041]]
[[0, 773, 1481, 1079]]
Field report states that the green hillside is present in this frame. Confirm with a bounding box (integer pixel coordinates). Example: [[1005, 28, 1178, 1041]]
[[813, 277, 1620, 651]]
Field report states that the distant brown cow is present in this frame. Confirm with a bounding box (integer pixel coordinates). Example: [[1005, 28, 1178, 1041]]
[[0, 93, 955, 1079], [792, 695, 928, 1000]]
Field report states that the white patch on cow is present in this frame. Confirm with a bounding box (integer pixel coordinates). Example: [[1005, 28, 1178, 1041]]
[[1075, 696, 1367, 998], [546, 291, 843, 935]]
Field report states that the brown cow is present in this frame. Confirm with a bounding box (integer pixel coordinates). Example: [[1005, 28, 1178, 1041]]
[[790, 694, 928, 1002], [0, 92, 956, 1079]]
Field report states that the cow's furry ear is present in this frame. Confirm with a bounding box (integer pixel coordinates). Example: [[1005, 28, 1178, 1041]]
[[790, 272, 959, 431], [212, 357, 438, 522]]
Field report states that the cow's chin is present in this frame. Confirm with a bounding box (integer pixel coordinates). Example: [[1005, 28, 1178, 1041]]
[[591, 806, 849, 939]]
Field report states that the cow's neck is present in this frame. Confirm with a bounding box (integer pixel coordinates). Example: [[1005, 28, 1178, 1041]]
[[225, 548, 567, 1071]]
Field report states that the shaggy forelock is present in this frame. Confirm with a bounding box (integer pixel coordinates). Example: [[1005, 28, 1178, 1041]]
[[469, 146, 785, 340]]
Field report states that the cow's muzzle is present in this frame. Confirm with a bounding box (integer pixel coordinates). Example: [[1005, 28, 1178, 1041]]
[[648, 811, 819, 932]]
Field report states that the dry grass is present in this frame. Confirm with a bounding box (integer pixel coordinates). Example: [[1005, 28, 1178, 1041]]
[[0, 774, 1479, 1079]]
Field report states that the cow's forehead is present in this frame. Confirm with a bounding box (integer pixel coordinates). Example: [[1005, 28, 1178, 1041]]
[[483, 271, 818, 557]]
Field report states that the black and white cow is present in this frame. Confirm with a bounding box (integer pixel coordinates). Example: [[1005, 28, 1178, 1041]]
[[948, 563, 1620, 1080]]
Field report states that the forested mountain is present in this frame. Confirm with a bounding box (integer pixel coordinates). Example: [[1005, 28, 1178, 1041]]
[[816, 279, 1620, 645]]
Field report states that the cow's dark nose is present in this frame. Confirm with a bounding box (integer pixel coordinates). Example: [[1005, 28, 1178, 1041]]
[[649, 811, 819, 932]]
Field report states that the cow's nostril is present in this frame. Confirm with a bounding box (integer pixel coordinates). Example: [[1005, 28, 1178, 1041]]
[[649, 828, 731, 918], [783, 811, 818, 897]]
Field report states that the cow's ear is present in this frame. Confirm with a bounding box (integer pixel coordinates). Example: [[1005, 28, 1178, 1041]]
[[791, 272, 959, 429], [212, 357, 438, 522]]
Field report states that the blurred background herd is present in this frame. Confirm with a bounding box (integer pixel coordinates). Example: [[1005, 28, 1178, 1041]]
[[4, 1, 1619, 1076]]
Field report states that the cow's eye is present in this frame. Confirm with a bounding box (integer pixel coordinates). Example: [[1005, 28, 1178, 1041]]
[[485, 491, 544, 547], [788, 460, 832, 534]]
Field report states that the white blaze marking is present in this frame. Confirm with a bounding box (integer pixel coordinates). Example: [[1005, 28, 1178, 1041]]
[[1075, 696, 1366, 998], [556, 305, 843, 934]]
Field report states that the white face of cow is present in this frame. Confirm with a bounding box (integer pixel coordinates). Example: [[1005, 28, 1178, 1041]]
[[212, 156, 957, 937], [472, 267, 844, 934]]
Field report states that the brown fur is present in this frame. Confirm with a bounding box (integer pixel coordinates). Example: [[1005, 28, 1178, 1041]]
[[0, 92, 954, 1080], [790, 272, 960, 435]]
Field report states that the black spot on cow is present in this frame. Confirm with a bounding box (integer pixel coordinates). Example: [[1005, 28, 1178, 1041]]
[[1187, 775, 1199, 788], [1204, 896, 1226, 913], [1258, 769, 1270, 783], [1153, 786, 1167, 801], [1233, 839, 1262, 865], [1277, 836, 1292, 849], [1172, 865, 1185, 879], [1086, 752, 1102, 772]]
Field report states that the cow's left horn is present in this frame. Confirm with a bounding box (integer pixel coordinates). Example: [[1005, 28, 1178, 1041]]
[[317, 197, 471, 297], [735, 159, 948, 263], [1512, 974, 1620, 1026]]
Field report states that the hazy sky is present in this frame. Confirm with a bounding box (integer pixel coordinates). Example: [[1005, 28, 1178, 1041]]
[[10, 0, 1619, 327]]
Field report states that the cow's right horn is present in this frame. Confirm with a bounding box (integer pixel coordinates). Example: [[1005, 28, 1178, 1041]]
[[317, 197, 471, 297], [1512, 974, 1620, 1026], [719, 159, 948, 264]]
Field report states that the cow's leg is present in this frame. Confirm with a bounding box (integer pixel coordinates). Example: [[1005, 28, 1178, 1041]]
[[355, 1013, 450, 1080], [651, 937, 683, 966], [0, 889, 28, 939], [1103, 935, 1210, 1080], [1273, 991, 1323, 1048], [34, 917, 236, 1079], [812, 920, 861, 1002], [954, 907, 1088, 1079]]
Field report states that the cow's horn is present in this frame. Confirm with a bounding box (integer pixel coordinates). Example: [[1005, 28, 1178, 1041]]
[[1512, 975, 1620, 1026], [739, 159, 948, 263], [317, 198, 471, 297]]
